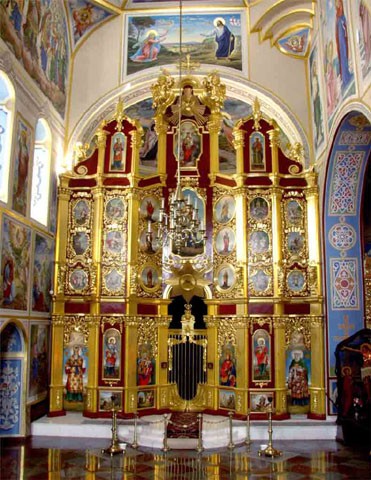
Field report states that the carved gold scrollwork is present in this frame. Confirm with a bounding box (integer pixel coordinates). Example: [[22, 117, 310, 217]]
[[137, 317, 158, 358], [250, 317, 273, 335], [202, 72, 226, 113], [151, 71, 175, 116], [284, 316, 311, 349], [100, 316, 125, 332], [63, 315, 91, 345], [217, 318, 237, 356]]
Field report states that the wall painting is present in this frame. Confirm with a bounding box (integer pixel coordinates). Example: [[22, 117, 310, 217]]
[[1, 215, 31, 311], [28, 324, 49, 402], [12, 114, 33, 217], [356, 0, 371, 83], [125, 13, 243, 77], [0, 0, 69, 116], [309, 42, 326, 154], [32, 233, 54, 312]]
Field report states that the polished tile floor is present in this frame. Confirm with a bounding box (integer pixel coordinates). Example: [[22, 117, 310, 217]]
[[1, 437, 370, 479]]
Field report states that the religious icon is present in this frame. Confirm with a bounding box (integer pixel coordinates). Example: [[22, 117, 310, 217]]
[[139, 230, 160, 255], [287, 269, 305, 292], [249, 132, 265, 171], [63, 340, 87, 404], [102, 328, 121, 380], [286, 349, 310, 409], [12, 115, 33, 216], [72, 232, 89, 256], [219, 344, 237, 387], [99, 391, 122, 411], [137, 344, 155, 386], [105, 197, 125, 221], [104, 231, 124, 255], [216, 264, 235, 292], [103, 269, 123, 293], [249, 230, 269, 255], [214, 195, 236, 224], [73, 199, 90, 226], [286, 200, 303, 226], [287, 232, 304, 255], [174, 120, 201, 168], [140, 265, 160, 291], [250, 392, 273, 413], [69, 269, 88, 291], [219, 390, 236, 410], [109, 132, 126, 171], [250, 197, 269, 221], [252, 329, 271, 382], [137, 390, 155, 409], [215, 227, 236, 256], [250, 268, 270, 293], [140, 196, 160, 222]]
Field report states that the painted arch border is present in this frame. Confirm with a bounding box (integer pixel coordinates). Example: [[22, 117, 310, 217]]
[[323, 105, 371, 377], [66, 70, 310, 169]]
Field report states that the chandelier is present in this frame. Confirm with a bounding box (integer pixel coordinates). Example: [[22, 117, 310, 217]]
[[147, 0, 206, 254]]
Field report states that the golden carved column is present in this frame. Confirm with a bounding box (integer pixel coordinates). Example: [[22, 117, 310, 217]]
[[127, 189, 140, 315], [273, 317, 288, 416], [84, 126, 107, 414], [305, 171, 323, 313], [155, 119, 169, 182], [269, 125, 288, 416], [235, 188, 248, 316], [49, 316, 66, 415], [308, 316, 326, 419], [128, 122, 143, 187], [85, 316, 100, 414], [208, 112, 222, 174], [158, 318, 171, 409], [49, 178, 71, 415], [232, 128, 245, 187], [205, 316, 218, 410]]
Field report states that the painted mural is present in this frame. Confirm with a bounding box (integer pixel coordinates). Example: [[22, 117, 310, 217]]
[[1, 216, 31, 310], [0, 0, 69, 116], [28, 324, 49, 402], [356, 0, 371, 82], [125, 13, 242, 77], [277, 28, 310, 57], [309, 42, 325, 154], [321, 0, 355, 127], [12, 114, 33, 217], [32, 233, 54, 313], [0, 323, 23, 436], [66, 0, 114, 48]]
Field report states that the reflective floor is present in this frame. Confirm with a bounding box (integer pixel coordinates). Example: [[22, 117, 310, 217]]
[[1, 437, 370, 479]]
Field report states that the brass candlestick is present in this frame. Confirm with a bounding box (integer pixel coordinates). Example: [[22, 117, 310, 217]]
[[102, 397, 125, 456], [258, 399, 282, 458]]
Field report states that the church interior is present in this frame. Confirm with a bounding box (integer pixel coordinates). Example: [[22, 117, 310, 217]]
[[0, 0, 370, 477]]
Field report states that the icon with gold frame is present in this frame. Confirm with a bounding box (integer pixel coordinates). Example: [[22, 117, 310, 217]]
[[215, 264, 236, 292], [215, 227, 236, 256], [214, 195, 236, 224], [139, 264, 160, 292]]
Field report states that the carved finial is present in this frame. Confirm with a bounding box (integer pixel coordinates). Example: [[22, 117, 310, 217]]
[[115, 98, 125, 131], [288, 142, 304, 164], [151, 71, 175, 115], [202, 71, 226, 113], [253, 97, 262, 131], [74, 142, 90, 163]]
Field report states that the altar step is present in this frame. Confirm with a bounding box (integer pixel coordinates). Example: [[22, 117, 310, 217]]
[[31, 412, 338, 450]]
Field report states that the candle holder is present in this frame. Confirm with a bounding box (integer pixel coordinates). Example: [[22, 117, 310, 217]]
[[258, 396, 282, 458], [102, 396, 126, 456]]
